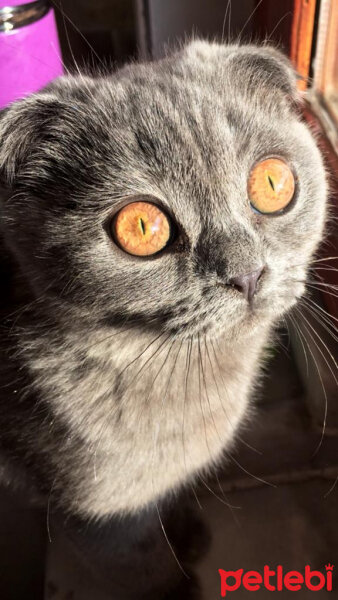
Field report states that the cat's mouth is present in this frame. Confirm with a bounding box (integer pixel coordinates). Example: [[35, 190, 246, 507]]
[[103, 278, 305, 341], [166, 282, 304, 340]]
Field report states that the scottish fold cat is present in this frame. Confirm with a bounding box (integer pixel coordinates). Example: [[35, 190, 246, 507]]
[[0, 40, 327, 597]]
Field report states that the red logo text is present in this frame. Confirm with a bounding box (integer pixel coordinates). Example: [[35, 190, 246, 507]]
[[219, 564, 334, 596]]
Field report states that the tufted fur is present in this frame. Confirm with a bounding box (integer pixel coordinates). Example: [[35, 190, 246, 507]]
[[0, 41, 327, 521]]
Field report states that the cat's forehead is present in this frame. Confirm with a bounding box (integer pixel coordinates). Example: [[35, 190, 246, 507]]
[[95, 50, 297, 219], [48, 41, 297, 200], [106, 44, 296, 171], [7, 41, 302, 232], [114, 40, 293, 117]]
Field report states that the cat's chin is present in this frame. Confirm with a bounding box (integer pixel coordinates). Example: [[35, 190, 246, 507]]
[[168, 292, 300, 342], [167, 310, 265, 342]]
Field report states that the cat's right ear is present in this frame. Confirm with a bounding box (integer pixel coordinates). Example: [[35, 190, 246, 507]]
[[0, 93, 61, 195]]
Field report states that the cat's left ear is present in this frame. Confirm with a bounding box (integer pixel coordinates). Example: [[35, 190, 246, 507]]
[[229, 45, 302, 108]]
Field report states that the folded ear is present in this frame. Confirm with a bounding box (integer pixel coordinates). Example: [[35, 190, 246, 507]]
[[182, 40, 301, 109], [228, 45, 301, 106], [0, 93, 62, 191]]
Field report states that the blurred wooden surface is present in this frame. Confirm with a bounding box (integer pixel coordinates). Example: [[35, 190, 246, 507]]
[[290, 0, 317, 90]]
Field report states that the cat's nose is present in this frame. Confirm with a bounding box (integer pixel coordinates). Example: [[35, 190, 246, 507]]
[[229, 267, 264, 303]]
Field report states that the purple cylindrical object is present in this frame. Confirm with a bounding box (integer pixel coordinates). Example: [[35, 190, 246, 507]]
[[2, 0, 37, 5], [0, 1, 63, 108]]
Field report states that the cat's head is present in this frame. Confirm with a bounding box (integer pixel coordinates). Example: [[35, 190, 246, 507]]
[[0, 41, 327, 340]]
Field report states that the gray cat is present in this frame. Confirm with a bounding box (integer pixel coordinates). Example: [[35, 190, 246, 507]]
[[0, 40, 327, 598]]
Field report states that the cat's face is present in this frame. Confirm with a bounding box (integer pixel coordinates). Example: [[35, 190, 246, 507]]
[[0, 41, 327, 341]]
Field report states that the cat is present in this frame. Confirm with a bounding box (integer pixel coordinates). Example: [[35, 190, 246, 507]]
[[0, 40, 327, 598]]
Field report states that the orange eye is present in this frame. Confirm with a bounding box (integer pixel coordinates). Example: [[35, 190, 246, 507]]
[[248, 158, 295, 215], [112, 201, 171, 256]]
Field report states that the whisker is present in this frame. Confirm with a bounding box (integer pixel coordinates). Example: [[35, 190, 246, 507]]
[[150, 340, 189, 577], [144, 337, 178, 404], [238, 0, 264, 42], [228, 452, 276, 488], [305, 280, 338, 290], [198, 335, 238, 509], [121, 334, 172, 394], [221, 0, 232, 43], [297, 306, 338, 377], [51, 0, 106, 69], [194, 336, 239, 509], [118, 332, 166, 378], [312, 256, 338, 263], [181, 338, 203, 509], [197, 473, 240, 510], [293, 308, 330, 456], [90, 333, 170, 466], [302, 297, 338, 325], [85, 322, 159, 353], [287, 313, 309, 376], [301, 299, 338, 343], [266, 11, 292, 42], [209, 339, 262, 455], [324, 476, 338, 498], [155, 501, 190, 579], [228, 0, 232, 42], [155, 501, 189, 578], [46, 476, 57, 543], [307, 285, 338, 302]]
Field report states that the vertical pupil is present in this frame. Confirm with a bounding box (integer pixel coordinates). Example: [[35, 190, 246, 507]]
[[138, 217, 146, 235], [267, 175, 275, 191]]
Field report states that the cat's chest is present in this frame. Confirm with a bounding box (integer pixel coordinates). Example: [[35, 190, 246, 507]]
[[31, 332, 265, 517], [56, 349, 254, 517]]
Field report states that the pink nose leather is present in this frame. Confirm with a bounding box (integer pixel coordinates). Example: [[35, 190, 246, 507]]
[[229, 267, 264, 302]]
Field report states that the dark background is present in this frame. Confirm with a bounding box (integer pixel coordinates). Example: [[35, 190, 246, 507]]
[[1, 2, 337, 599], [53, 0, 294, 69]]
